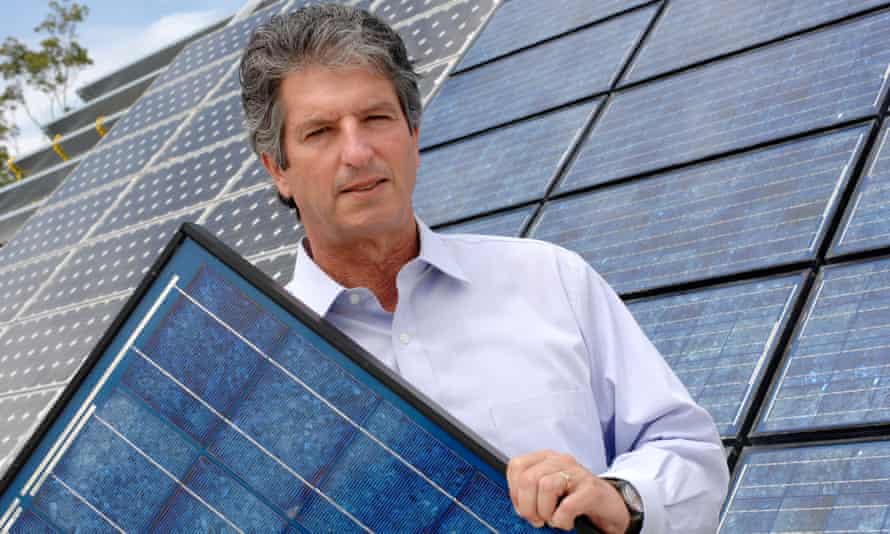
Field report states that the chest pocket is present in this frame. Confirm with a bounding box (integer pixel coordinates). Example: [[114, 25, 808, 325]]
[[489, 389, 603, 470]]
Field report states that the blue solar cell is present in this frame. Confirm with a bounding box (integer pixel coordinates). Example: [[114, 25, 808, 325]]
[[626, 0, 889, 84], [458, 0, 650, 71], [416, 101, 595, 226], [398, 0, 497, 68], [48, 118, 184, 203], [0, 253, 67, 324], [831, 122, 890, 257], [535, 125, 868, 294], [103, 60, 232, 145], [419, 5, 655, 148], [559, 11, 890, 192], [0, 183, 126, 266], [0, 228, 565, 533], [157, 95, 245, 160], [720, 441, 890, 533], [95, 139, 252, 236], [202, 185, 303, 258], [439, 205, 537, 238], [628, 273, 807, 438], [22, 212, 200, 318], [756, 256, 890, 435], [251, 249, 297, 285]]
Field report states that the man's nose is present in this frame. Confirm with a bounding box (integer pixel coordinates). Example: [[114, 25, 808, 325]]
[[341, 120, 374, 168]]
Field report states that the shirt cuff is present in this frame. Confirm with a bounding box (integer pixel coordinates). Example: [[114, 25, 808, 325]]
[[600, 469, 664, 534]]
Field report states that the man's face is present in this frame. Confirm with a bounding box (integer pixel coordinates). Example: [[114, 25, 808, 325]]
[[263, 64, 420, 246]]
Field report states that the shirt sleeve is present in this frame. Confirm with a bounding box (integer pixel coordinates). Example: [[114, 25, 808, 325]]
[[555, 248, 730, 534]]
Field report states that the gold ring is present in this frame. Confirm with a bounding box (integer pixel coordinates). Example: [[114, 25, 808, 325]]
[[558, 471, 571, 491]]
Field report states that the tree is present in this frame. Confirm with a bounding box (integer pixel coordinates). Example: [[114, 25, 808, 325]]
[[0, 0, 91, 157]]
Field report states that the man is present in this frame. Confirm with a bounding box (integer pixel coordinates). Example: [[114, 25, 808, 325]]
[[240, 5, 728, 533]]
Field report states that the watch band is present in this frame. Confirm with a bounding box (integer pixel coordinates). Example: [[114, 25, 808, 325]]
[[602, 478, 644, 534]]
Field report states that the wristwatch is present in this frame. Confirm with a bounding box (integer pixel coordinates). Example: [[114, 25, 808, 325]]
[[602, 478, 644, 534]]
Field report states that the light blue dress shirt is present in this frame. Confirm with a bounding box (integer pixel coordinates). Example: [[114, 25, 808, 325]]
[[285, 220, 729, 533]]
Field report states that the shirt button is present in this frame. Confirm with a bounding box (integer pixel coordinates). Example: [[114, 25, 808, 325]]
[[399, 333, 410, 345], [349, 293, 361, 305]]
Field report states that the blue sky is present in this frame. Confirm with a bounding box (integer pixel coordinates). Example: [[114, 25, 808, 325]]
[[3, 0, 247, 154]]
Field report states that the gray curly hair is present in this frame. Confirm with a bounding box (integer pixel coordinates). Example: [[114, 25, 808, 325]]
[[240, 4, 421, 172]]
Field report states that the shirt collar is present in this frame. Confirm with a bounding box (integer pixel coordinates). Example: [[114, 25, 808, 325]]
[[284, 217, 470, 317]]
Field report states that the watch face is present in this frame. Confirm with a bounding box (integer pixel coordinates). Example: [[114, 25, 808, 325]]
[[619, 481, 644, 514]]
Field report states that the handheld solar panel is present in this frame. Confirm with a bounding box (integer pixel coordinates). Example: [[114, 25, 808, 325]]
[[0, 224, 598, 533]]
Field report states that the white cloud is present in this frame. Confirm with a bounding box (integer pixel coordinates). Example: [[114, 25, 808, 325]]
[[11, 8, 229, 157]]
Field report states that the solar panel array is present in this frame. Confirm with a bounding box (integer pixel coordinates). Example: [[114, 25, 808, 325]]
[[0, 0, 889, 529]]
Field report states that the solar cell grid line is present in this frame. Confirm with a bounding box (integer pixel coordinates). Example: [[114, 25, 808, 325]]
[[456, 0, 652, 72], [150, 0, 289, 87], [626, 273, 808, 439], [45, 117, 185, 203], [0, 183, 127, 267], [155, 94, 246, 161], [200, 184, 304, 260], [533, 124, 870, 296], [437, 204, 537, 238], [416, 100, 596, 227], [99, 60, 233, 146], [556, 8, 890, 194], [0, 253, 69, 325], [718, 440, 890, 533], [0, 226, 589, 533], [19, 211, 203, 319], [0, 297, 126, 399], [0, 388, 62, 475], [755, 255, 890, 437], [831, 121, 890, 258], [418, 3, 656, 149], [93, 138, 254, 237], [624, 0, 890, 85], [395, 0, 497, 69], [227, 154, 267, 192]]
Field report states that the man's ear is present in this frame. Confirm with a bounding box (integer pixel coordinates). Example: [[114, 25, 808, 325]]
[[260, 151, 292, 201]]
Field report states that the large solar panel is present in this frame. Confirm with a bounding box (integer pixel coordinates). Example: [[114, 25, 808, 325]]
[[756, 255, 890, 436], [0, 225, 590, 533], [419, 4, 655, 149], [831, 121, 890, 258], [625, 0, 890, 84], [720, 440, 890, 533], [558, 9, 890, 192], [416, 101, 596, 226], [627, 273, 808, 439], [534, 125, 868, 294]]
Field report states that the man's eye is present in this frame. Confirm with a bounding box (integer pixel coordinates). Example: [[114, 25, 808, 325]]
[[305, 127, 327, 139], [367, 115, 390, 122]]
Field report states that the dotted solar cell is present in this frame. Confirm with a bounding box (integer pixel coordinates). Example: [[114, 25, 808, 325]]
[[419, 4, 655, 149], [626, 0, 889, 84], [102, 60, 233, 144], [229, 156, 268, 192], [202, 185, 304, 258], [374, 0, 451, 25], [215, 59, 242, 96], [831, 122, 890, 257], [250, 249, 297, 285], [157, 95, 245, 160], [458, 0, 650, 71], [417, 61, 450, 103], [0, 254, 67, 324], [559, 10, 890, 192], [757, 256, 890, 435], [399, 0, 496, 68], [628, 273, 807, 438], [95, 139, 252, 236], [22, 213, 200, 318], [152, 2, 284, 86], [0, 183, 126, 266], [49, 118, 184, 202], [416, 101, 595, 226], [720, 441, 890, 533], [0, 388, 61, 473], [0, 297, 125, 396], [535, 125, 867, 294], [438, 205, 535, 237]]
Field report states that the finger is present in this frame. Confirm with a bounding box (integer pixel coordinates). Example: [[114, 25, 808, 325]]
[[516, 455, 574, 526], [549, 480, 598, 531], [507, 451, 555, 512], [536, 471, 570, 523]]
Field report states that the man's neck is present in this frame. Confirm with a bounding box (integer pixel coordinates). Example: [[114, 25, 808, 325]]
[[305, 222, 419, 312]]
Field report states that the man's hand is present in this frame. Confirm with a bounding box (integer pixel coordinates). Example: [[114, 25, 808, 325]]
[[506, 450, 630, 533]]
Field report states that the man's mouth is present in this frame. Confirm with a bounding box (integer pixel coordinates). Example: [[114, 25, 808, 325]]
[[342, 178, 387, 193]]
